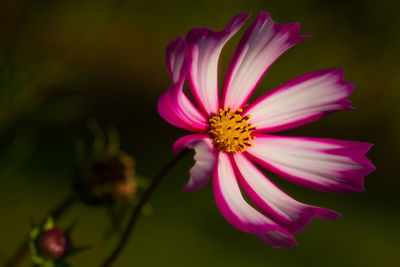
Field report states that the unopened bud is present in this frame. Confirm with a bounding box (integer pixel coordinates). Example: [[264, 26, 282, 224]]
[[85, 153, 135, 185], [39, 228, 71, 259], [80, 152, 137, 201]]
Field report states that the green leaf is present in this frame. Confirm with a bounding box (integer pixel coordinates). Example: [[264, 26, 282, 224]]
[[106, 126, 120, 155], [43, 260, 56, 267], [43, 217, 55, 231], [30, 227, 40, 240], [67, 244, 92, 257], [31, 255, 46, 265], [87, 119, 105, 154], [65, 221, 77, 235]]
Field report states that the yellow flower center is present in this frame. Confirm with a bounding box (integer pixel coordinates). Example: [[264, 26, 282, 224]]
[[208, 106, 257, 153]]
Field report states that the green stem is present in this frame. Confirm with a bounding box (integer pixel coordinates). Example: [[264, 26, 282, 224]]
[[99, 149, 190, 267]]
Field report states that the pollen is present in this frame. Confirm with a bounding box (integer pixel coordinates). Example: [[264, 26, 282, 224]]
[[208, 106, 258, 153]]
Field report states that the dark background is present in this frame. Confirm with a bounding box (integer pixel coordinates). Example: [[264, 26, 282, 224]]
[[0, 0, 399, 266]]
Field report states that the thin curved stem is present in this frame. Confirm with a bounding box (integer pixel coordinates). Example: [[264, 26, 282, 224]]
[[99, 149, 190, 267], [5, 194, 77, 267]]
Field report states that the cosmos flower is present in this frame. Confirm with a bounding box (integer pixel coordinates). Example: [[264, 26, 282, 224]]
[[158, 12, 375, 247]]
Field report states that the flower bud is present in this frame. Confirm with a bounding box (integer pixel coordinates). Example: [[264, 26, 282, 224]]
[[79, 152, 137, 202], [39, 228, 71, 259]]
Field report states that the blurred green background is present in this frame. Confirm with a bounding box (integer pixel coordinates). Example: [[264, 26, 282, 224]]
[[1, 0, 399, 266]]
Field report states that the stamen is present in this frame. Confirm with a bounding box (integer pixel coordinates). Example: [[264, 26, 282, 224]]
[[207, 107, 257, 153]]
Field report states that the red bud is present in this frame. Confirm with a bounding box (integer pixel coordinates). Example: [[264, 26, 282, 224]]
[[39, 228, 71, 259]]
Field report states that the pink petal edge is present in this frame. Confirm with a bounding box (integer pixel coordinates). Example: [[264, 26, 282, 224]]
[[158, 37, 208, 132], [246, 135, 375, 194], [213, 152, 297, 247], [233, 153, 340, 233]]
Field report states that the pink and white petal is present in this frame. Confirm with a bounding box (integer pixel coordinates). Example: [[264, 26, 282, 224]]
[[213, 152, 295, 246], [245, 68, 354, 133], [158, 89, 195, 131], [233, 153, 340, 233], [186, 12, 250, 115], [246, 135, 375, 194], [173, 134, 217, 192], [258, 231, 298, 248], [158, 46, 208, 132], [223, 12, 308, 111], [158, 83, 208, 132], [166, 36, 187, 82]]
